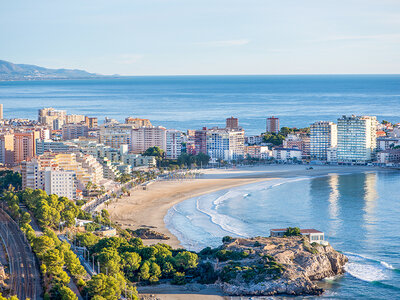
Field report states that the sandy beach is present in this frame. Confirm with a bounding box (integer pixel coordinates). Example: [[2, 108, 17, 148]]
[[101, 164, 382, 299], [103, 164, 379, 249]]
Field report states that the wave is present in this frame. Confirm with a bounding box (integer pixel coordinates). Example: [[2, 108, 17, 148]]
[[344, 252, 399, 282]]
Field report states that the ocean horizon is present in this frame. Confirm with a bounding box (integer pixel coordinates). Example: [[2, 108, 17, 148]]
[[1, 74, 400, 135]]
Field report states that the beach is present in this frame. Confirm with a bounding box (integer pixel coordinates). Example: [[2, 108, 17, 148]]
[[103, 165, 379, 249]]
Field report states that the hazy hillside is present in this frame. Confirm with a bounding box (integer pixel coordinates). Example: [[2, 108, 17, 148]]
[[0, 60, 103, 80]]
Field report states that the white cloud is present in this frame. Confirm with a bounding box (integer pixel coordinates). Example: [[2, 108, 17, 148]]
[[196, 39, 250, 47]]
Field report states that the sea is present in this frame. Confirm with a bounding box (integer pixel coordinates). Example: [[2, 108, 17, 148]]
[[165, 167, 400, 299], [1, 75, 400, 299], [1, 75, 400, 135]]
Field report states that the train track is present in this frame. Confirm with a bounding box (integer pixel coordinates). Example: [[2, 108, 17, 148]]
[[0, 209, 42, 299]]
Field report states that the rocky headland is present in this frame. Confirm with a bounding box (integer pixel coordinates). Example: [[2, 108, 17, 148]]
[[198, 236, 348, 296]]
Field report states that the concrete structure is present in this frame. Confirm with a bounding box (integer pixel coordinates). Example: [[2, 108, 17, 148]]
[[36, 140, 74, 155], [194, 128, 208, 155], [0, 134, 14, 165], [13, 131, 40, 164], [270, 228, 325, 244], [272, 147, 302, 162], [85, 117, 98, 128], [125, 117, 152, 128], [226, 117, 239, 129], [44, 168, 76, 199], [283, 134, 310, 156], [38, 107, 67, 130], [337, 115, 377, 163], [66, 114, 85, 124], [166, 129, 182, 159], [100, 123, 133, 151], [131, 126, 167, 154], [377, 149, 400, 164], [327, 147, 337, 163], [266, 116, 280, 134], [62, 123, 89, 140], [206, 128, 245, 162], [377, 137, 400, 151], [246, 135, 263, 145], [310, 121, 337, 161], [245, 145, 270, 159]]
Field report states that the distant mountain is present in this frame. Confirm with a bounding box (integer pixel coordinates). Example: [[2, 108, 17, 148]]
[[0, 60, 105, 80]]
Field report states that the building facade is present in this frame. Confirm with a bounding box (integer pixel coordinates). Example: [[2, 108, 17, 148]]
[[166, 129, 182, 159], [310, 121, 338, 160], [337, 115, 377, 163], [131, 126, 167, 154], [266, 116, 280, 134]]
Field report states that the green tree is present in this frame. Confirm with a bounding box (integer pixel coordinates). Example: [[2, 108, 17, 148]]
[[284, 227, 301, 237], [58, 285, 78, 300], [86, 273, 122, 300], [174, 251, 198, 270]]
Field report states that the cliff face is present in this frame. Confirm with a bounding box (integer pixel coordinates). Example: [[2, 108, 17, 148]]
[[215, 236, 347, 296]]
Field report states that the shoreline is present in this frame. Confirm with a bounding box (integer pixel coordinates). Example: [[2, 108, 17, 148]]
[[103, 165, 384, 249]]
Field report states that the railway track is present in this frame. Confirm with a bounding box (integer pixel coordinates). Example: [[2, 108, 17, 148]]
[[0, 209, 42, 299]]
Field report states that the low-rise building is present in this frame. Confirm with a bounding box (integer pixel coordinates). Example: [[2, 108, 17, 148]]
[[245, 145, 270, 159], [270, 228, 325, 244], [377, 149, 400, 164], [272, 148, 302, 162]]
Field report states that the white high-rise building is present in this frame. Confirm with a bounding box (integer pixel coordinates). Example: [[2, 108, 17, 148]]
[[44, 168, 76, 200], [166, 130, 182, 159], [310, 121, 337, 160], [337, 115, 377, 163], [131, 126, 167, 154], [206, 128, 245, 162]]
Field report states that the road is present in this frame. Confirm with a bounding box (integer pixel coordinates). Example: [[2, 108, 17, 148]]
[[0, 209, 42, 299]]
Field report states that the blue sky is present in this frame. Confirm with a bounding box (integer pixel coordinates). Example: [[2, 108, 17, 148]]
[[1, 0, 399, 75]]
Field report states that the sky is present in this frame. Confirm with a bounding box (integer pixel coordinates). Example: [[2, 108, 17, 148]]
[[1, 0, 400, 75]]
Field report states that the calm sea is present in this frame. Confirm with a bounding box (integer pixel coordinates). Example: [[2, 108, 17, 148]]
[[165, 167, 400, 299], [1, 75, 400, 134]]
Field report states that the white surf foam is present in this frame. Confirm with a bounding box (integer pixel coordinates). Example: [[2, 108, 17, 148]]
[[345, 262, 388, 282]]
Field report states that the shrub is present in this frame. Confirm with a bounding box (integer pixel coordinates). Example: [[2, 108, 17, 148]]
[[222, 236, 234, 243], [284, 227, 301, 237], [172, 272, 186, 285]]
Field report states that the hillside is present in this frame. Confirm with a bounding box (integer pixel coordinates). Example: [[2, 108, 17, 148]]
[[0, 59, 104, 80]]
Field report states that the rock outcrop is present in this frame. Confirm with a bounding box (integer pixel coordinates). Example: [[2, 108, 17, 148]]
[[210, 236, 347, 296]]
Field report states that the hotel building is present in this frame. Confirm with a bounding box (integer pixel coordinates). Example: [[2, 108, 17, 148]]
[[206, 128, 245, 162], [166, 129, 182, 159], [337, 115, 377, 163], [310, 121, 338, 160], [131, 126, 167, 154]]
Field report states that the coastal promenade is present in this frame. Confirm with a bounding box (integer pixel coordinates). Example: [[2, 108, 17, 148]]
[[0, 209, 42, 299]]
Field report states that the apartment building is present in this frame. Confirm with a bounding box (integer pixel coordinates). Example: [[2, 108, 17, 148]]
[[38, 107, 67, 130], [125, 117, 152, 128], [99, 123, 133, 151], [62, 123, 89, 140], [206, 128, 245, 162], [226, 117, 239, 129], [283, 133, 310, 156], [272, 148, 302, 162], [85, 117, 98, 128], [21, 159, 77, 199], [0, 134, 14, 165], [166, 129, 182, 159], [245, 145, 270, 159], [266, 116, 280, 134], [310, 121, 338, 160], [337, 115, 377, 163], [66, 114, 85, 124], [13, 131, 40, 164], [194, 128, 208, 155], [131, 126, 167, 154]]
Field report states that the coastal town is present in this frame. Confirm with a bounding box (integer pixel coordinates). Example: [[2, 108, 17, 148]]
[[0, 105, 396, 201], [0, 104, 396, 299]]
